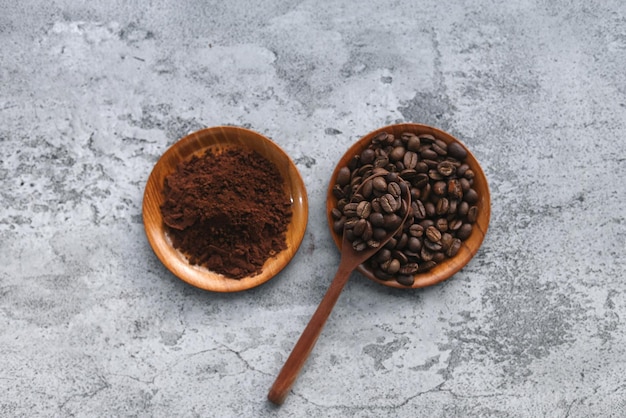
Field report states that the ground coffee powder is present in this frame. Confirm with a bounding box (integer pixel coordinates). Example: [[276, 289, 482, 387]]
[[160, 147, 292, 279]]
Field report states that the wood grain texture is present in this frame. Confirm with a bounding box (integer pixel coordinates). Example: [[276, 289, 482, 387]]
[[326, 123, 491, 289], [143, 126, 308, 292]]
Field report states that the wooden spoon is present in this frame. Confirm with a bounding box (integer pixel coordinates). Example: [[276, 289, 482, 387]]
[[267, 172, 411, 405]]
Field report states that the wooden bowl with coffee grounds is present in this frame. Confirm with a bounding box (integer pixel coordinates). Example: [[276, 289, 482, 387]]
[[143, 126, 308, 292], [326, 123, 490, 289]]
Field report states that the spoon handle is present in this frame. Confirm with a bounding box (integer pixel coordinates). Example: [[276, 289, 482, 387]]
[[267, 259, 354, 405]]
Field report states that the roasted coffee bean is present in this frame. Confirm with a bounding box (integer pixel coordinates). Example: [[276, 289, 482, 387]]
[[421, 183, 432, 201], [385, 170, 400, 182], [371, 197, 382, 213], [403, 250, 420, 259], [344, 218, 359, 229], [467, 205, 478, 223], [419, 134, 436, 143], [347, 156, 359, 171], [361, 179, 373, 198], [332, 184, 345, 199], [448, 219, 463, 231], [367, 239, 381, 249], [435, 218, 448, 232], [380, 194, 396, 213], [387, 181, 402, 198], [383, 213, 403, 230], [432, 251, 445, 263], [432, 180, 447, 198], [352, 193, 365, 203], [437, 161, 456, 176], [357, 163, 374, 176], [375, 248, 392, 263], [400, 169, 418, 181], [436, 197, 449, 215], [336, 167, 351, 186], [440, 233, 453, 251], [403, 151, 418, 169], [456, 223, 473, 240], [333, 218, 345, 233], [350, 174, 362, 187], [425, 202, 436, 217], [352, 239, 367, 251], [399, 197, 409, 217], [372, 176, 387, 192], [392, 249, 409, 265], [374, 269, 393, 281], [353, 218, 367, 236], [362, 221, 374, 241], [396, 233, 409, 250], [372, 132, 388, 144], [426, 226, 442, 242], [356, 201, 372, 218], [458, 201, 469, 217], [419, 219, 435, 230], [448, 179, 464, 200], [412, 200, 426, 219], [389, 146, 406, 162], [423, 159, 439, 169], [405, 134, 421, 151], [396, 274, 415, 286], [424, 239, 442, 251], [386, 259, 401, 274], [408, 224, 424, 238], [372, 227, 387, 241], [359, 149, 375, 165], [464, 169, 475, 180], [464, 188, 479, 204], [429, 169, 444, 181], [420, 247, 434, 261], [399, 262, 419, 275], [415, 161, 429, 173], [343, 202, 359, 216], [433, 139, 448, 155], [447, 142, 467, 160], [369, 211, 385, 227], [446, 238, 462, 257], [384, 237, 397, 250], [413, 173, 429, 188], [457, 163, 469, 177], [417, 261, 437, 272], [448, 199, 458, 215], [373, 155, 389, 168], [420, 148, 438, 160], [459, 177, 471, 192], [331, 208, 343, 219]]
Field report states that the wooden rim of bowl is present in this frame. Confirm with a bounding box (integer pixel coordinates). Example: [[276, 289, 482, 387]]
[[143, 126, 308, 292], [326, 123, 490, 289]]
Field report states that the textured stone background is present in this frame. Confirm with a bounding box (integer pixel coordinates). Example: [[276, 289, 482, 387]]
[[2, 1, 626, 416]]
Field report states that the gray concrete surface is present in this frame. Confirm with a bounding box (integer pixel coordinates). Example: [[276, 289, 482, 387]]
[[1, 1, 625, 416]]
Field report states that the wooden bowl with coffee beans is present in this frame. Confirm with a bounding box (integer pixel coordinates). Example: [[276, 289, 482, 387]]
[[326, 123, 490, 289], [143, 126, 309, 292]]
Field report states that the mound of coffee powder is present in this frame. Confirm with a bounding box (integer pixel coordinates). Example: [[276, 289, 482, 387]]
[[160, 147, 292, 279]]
